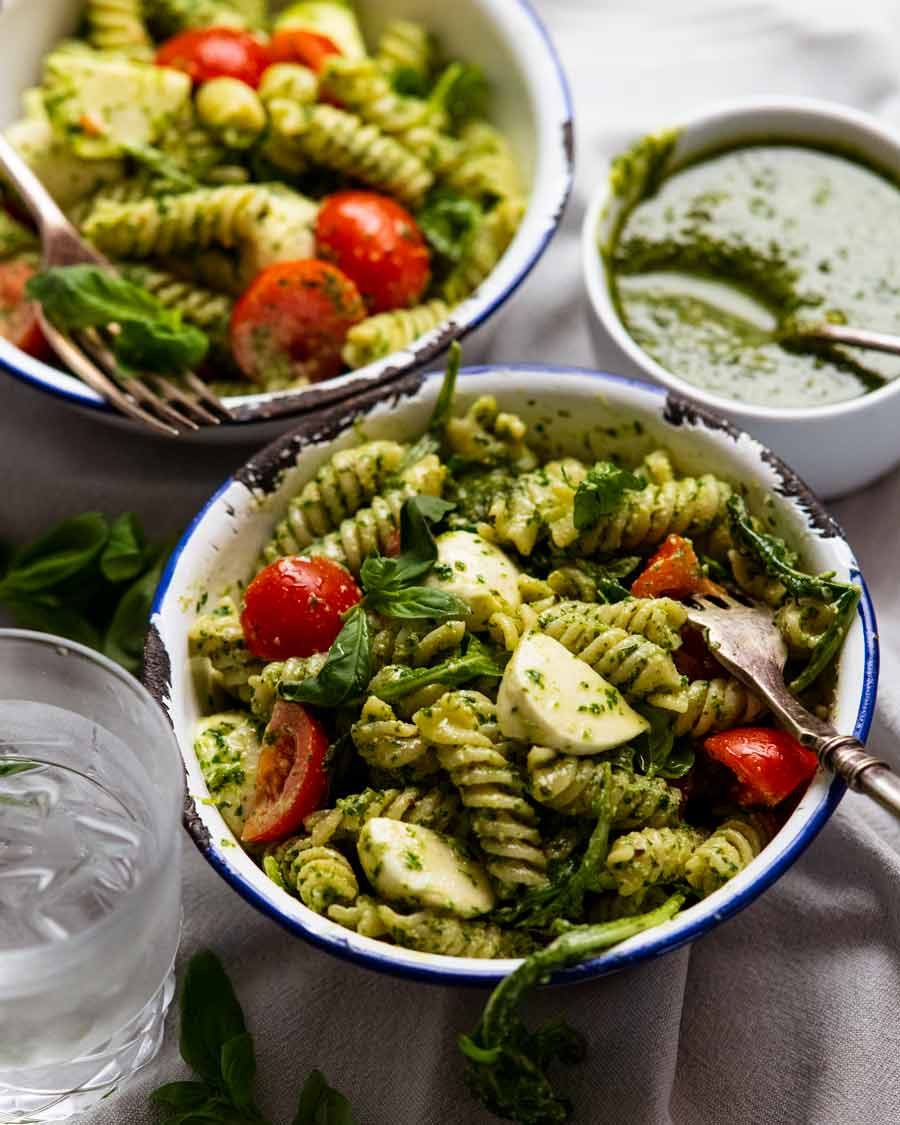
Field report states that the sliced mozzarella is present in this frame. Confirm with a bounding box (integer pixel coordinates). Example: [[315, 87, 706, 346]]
[[357, 817, 494, 918], [497, 632, 650, 754], [426, 530, 520, 628]]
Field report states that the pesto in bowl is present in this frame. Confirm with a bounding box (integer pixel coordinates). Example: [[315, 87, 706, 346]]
[[607, 138, 900, 408]]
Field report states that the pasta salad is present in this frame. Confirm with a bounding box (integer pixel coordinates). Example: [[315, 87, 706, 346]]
[[1, 1, 524, 391], [189, 351, 858, 959]]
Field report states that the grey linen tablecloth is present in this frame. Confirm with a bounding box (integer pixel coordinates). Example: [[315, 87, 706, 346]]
[[4, 1, 900, 1121]]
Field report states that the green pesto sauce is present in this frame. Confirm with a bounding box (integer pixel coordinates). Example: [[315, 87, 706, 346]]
[[608, 142, 900, 407]]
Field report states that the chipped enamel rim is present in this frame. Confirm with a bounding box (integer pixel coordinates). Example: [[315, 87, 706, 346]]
[[0, 0, 573, 433], [146, 366, 878, 986]]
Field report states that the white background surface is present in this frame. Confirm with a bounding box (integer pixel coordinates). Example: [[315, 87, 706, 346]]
[[4, 1, 900, 1121]]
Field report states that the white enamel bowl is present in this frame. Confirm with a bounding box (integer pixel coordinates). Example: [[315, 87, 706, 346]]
[[0, 0, 573, 442], [146, 365, 878, 985], [582, 97, 900, 499]]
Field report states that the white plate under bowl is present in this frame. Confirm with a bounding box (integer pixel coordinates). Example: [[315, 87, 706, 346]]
[[0, 0, 574, 444], [145, 365, 878, 985]]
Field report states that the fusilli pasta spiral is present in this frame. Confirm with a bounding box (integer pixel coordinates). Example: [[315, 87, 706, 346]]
[[320, 56, 430, 135], [86, 0, 152, 55], [672, 677, 767, 738], [445, 395, 538, 470], [271, 842, 359, 914], [188, 597, 262, 702], [375, 19, 434, 79], [267, 440, 407, 558], [536, 601, 688, 712], [376, 904, 528, 958], [606, 825, 706, 897], [247, 653, 327, 719], [775, 598, 834, 654], [341, 300, 452, 369], [442, 197, 524, 304], [352, 696, 437, 775], [685, 814, 772, 897], [577, 597, 687, 651], [414, 691, 547, 891], [526, 746, 681, 826], [303, 785, 460, 847], [267, 99, 433, 207]]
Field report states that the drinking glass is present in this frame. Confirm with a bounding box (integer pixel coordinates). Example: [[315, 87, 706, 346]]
[[0, 629, 183, 1121]]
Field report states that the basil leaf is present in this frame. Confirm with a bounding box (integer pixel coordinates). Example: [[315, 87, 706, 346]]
[[726, 494, 853, 601], [632, 705, 676, 779], [430, 62, 488, 128], [418, 195, 482, 262], [178, 950, 247, 1086], [292, 1070, 357, 1125], [366, 585, 470, 621], [280, 606, 370, 708], [220, 1033, 256, 1114], [103, 547, 169, 673], [367, 637, 501, 702], [572, 462, 643, 531], [116, 315, 208, 373], [151, 1082, 215, 1114], [360, 495, 456, 595], [2, 597, 101, 650], [790, 585, 860, 694], [122, 142, 198, 192], [656, 741, 695, 780], [390, 65, 429, 97], [0, 512, 108, 595], [27, 265, 209, 374], [100, 512, 145, 582]]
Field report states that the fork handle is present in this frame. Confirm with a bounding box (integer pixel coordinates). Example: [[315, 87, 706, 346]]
[[0, 133, 70, 234], [815, 735, 900, 818], [749, 674, 900, 818]]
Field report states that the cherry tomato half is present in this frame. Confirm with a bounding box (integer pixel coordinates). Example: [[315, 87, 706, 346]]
[[0, 260, 48, 358], [631, 534, 723, 600], [242, 701, 329, 843], [241, 555, 362, 662], [231, 259, 366, 384], [156, 28, 269, 88], [315, 191, 431, 313], [267, 28, 341, 72], [704, 727, 818, 808]]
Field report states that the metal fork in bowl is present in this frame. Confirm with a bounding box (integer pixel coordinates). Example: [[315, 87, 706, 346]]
[[0, 134, 232, 437], [685, 591, 900, 817]]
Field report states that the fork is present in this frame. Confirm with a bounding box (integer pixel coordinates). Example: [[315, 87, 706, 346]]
[[0, 133, 232, 437], [685, 591, 900, 818]]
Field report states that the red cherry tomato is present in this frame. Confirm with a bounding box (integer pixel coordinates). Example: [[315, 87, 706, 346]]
[[704, 727, 819, 808], [0, 260, 48, 358], [230, 259, 365, 383], [631, 534, 724, 600], [315, 191, 431, 313], [267, 28, 341, 72], [156, 28, 269, 87], [242, 701, 329, 843], [241, 555, 362, 662]]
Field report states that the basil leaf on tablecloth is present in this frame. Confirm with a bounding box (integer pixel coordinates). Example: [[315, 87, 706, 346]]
[[178, 950, 248, 1086], [292, 1070, 357, 1125], [220, 1032, 257, 1115], [0, 511, 108, 596], [100, 512, 146, 582]]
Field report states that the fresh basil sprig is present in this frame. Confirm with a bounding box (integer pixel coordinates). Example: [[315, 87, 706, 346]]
[[418, 191, 482, 263], [459, 895, 686, 1124], [632, 704, 694, 780], [366, 635, 502, 703], [27, 265, 208, 374], [281, 494, 469, 709], [152, 950, 356, 1125], [0, 511, 169, 672], [572, 462, 643, 531]]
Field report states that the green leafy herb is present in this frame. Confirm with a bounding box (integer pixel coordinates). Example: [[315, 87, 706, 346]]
[[366, 635, 501, 702], [572, 462, 643, 531], [727, 495, 860, 690], [726, 495, 853, 602], [280, 606, 371, 708], [153, 950, 355, 1125], [394, 341, 461, 469], [496, 775, 613, 932], [632, 705, 676, 779], [292, 1071, 357, 1125], [430, 62, 488, 127], [418, 193, 482, 262], [27, 265, 208, 374], [390, 65, 429, 98], [459, 895, 685, 1124], [122, 142, 198, 192], [101, 512, 146, 582], [363, 585, 469, 621], [0, 512, 168, 673]]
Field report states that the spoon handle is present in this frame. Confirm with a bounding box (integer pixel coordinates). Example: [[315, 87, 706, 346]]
[[789, 322, 900, 358]]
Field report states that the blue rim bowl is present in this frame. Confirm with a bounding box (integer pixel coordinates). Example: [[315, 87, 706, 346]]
[[145, 365, 878, 985]]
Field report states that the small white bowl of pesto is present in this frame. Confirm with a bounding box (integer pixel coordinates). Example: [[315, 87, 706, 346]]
[[582, 97, 900, 498]]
